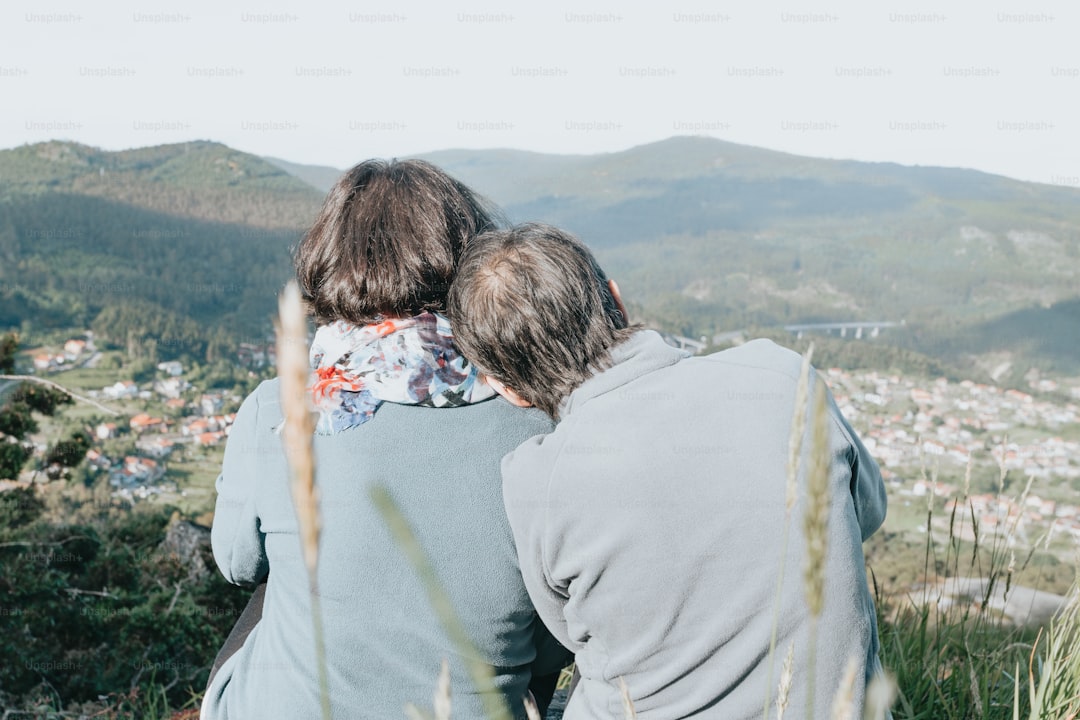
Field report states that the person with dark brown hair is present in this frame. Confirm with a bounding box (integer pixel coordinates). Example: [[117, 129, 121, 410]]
[[201, 163, 570, 720], [448, 222, 888, 719], [294, 159, 493, 327]]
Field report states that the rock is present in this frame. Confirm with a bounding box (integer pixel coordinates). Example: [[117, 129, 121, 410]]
[[160, 515, 212, 582]]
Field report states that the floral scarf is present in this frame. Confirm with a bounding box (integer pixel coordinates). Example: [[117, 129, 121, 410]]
[[307, 312, 494, 434]]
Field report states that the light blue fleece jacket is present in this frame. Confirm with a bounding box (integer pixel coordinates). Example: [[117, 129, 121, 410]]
[[202, 379, 570, 720], [501, 331, 888, 719]]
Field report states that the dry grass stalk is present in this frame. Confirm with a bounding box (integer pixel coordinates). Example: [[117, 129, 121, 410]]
[[523, 695, 542, 720], [1016, 473, 1035, 516], [276, 280, 331, 720], [828, 657, 858, 720], [1026, 584, 1080, 718], [996, 435, 1008, 495], [917, 436, 928, 487], [435, 658, 452, 720], [618, 677, 637, 720], [764, 345, 815, 720], [369, 485, 513, 720], [803, 377, 831, 619], [802, 377, 832, 720], [963, 455, 972, 499], [277, 281, 320, 577], [776, 641, 795, 720], [787, 343, 815, 515], [861, 673, 897, 720], [969, 664, 984, 718]]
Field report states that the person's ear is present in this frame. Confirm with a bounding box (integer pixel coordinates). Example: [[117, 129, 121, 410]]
[[608, 279, 629, 327], [482, 375, 533, 408]]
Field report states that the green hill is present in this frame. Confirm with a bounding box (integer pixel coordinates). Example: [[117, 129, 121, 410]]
[[0, 141, 324, 358], [0, 140, 321, 228], [5, 137, 1080, 374], [417, 138, 1080, 373], [262, 155, 344, 195]]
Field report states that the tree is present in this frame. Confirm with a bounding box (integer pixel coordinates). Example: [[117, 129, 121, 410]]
[[0, 402, 38, 438], [0, 484, 42, 526], [0, 333, 16, 374], [11, 382, 72, 416], [0, 441, 31, 480], [44, 431, 92, 469]]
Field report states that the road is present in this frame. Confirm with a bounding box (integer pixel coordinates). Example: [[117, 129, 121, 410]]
[[0, 378, 19, 403]]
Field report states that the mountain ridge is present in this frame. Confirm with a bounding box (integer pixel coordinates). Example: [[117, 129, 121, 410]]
[[0, 141, 319, 354], [1, 140, 322, 229], [2, 137, 1078, 373]]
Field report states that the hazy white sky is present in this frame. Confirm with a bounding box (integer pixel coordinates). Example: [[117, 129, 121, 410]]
[[1, 0, 1076, 185]]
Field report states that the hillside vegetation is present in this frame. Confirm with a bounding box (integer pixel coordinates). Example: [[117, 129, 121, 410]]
[[4, 137, 1079, 374], [277, 136, 1080, 373], [0, 141, 323, 359], [418, 138, 1080, 373]]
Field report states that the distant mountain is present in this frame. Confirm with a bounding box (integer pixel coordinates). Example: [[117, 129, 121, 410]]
[[421, 138, 1080, 373], [0, 141, 324, 358], [262, 156, 343, 196], [5, 137, 1079, 374], [1, 140, 322, 228]]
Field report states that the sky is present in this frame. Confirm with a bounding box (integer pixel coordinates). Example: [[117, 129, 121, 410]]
[[0, 0, 1077, 186]]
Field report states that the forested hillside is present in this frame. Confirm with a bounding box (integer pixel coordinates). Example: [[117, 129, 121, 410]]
[[0, 141, 323, 360], [420, 138, 1080, 373], [4, 137, 1079, 374], [273, 137, 1080, 373]]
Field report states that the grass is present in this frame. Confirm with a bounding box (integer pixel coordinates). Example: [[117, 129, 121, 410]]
[[354, 348, 1080, 720], [153, 445, 225, 515], [873, 456, 1080, 719], [13, 336, 1080, 719], [5, 682, 202, 719], [276, 281, 331, 720], [105, 349, 1080, 720]]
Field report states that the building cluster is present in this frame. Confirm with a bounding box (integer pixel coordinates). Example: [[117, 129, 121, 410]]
[[237, 341, 276, 369], [31, 338, 92, 372], [827, 369, 1080, 480], [82, 370, 238, 498], [825, 368, 1080, 544], [86, 449, 165, 497], [932, 486, 1080, 545], [15, 334, 1080, 543]]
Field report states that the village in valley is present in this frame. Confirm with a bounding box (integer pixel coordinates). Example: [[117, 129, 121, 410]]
[[10, 333, 278, 504], [825, 366, 1080, 549], [7, 330, 1080, 556]]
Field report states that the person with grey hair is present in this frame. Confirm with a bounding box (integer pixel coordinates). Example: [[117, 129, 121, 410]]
[[448, 222, 889, 719]]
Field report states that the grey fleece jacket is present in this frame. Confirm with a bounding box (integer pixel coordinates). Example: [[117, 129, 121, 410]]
[[501, 331, 887, 719], [202, 379, 570, 720]]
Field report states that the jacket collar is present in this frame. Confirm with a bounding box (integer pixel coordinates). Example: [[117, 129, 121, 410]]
[[558, 330, 689, 418]]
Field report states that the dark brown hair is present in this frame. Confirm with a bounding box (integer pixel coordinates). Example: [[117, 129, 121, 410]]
[[294, 159, 499, 325], [448, 222, 635, 419]]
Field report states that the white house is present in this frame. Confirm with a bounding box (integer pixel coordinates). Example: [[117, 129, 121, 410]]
[[157, 360, 184, 377], [103, 380, 138, 400]]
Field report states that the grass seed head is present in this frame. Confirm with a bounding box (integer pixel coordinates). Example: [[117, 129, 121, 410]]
[[787, 344, 815, 515], [776, 640, 796, 720], [829, 656, 858, 720], [802, 377, 831, 619], [277, 280, 320, 579], [618, 677, 637, 720], [434, 658, 452, 720]]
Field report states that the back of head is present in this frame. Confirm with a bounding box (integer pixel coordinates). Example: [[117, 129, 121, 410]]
[[294, 158, 498, 325], [449, 222, 632, 418]]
